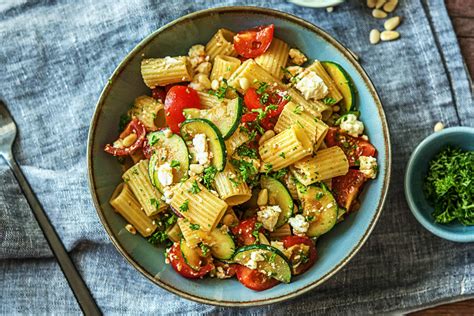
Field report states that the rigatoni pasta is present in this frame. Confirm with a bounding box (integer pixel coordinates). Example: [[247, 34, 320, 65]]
[[178, 218, 203, 248], [210, 55, 241, 81], [205, 29, 238, 61], [214, 163, 252, 205], [128, 95, 165, 131], [255, 38, 289, 79], [141, 56, 193, 88]]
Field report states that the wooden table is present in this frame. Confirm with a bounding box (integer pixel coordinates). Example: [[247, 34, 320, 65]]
[[410, 1, 473, 314]]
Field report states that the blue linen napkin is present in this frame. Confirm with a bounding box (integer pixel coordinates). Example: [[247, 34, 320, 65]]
[[0, 0, 472, 314]]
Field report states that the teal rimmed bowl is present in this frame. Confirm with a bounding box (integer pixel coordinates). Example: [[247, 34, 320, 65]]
[[87, 6, 391, 306], [405, 126, 474, 243]]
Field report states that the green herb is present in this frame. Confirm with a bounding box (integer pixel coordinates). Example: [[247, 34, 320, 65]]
[[239, 125, 257, 141], [293, 104, 303, 115], [322, 97, 337, 105], [300, 252, 309, 264], [188, 180, 201, 194], [424, 146, 474, 225], [283, 94, 292, 101], [147, 230, 168, 245], [279, 152, 286, 159], [269, 168, 287, 181], [334, 111, 361, 126], [315, 192, 324, 200], [236, 145, 258, 159], [306, 215, 314, 222], [209, 78, 234, 99], [252, 222, 263, 242], [119, 113, 131, 131], [268, 252, 277, 263], [263, 163, 273, 174], [200, 243, 209, 256], [298, 185, 307, 194], [170, 160, 180, 168], [179, 200, 189, 213], [147, 213, 177, 245], [202, 166, 218, 190], [256, 81, 268, 95], [231, 158, 259, 187], [260, 92, 269, 104], [229, 177, 240, 187], [150, 198, 161, 210], [189, 223, 200, 230], [148, 133, 160, 146]]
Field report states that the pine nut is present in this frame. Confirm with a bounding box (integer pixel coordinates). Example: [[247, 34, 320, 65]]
[[370, 29, 381, 44], [434, 122, 444, 132], [258, 130, 275, 145], [197, 74, 211, 89], [332, 105, 340, 112], [257, 189, 269, 206], [222, 214, 236, 226], [384, 16, 401, 31], [380, 30, 400, 41], [125, 224, 136, 235], [367, 0, 376, 8], [211, 79, 220, 90], [122, 133, 137, 147], [375, 0, 386, 9], [372, 9, 387, 19], [239, 77, 250, 91], [383, 0, 398, 13], [326, 6, 334, 13]]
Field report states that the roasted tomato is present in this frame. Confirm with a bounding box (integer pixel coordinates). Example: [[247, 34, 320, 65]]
[[167, 243, 213, 279], [164, 86, 201, 133], [233, 24, 275, 58], [151, 87, 167, 103], [282, 236, 317, 275], [332, 169, 368, 212], [231, 217, 264, 246], [235, 265, 279, 291], [104, 118, 146, 156], [325, 127, 376, 166]]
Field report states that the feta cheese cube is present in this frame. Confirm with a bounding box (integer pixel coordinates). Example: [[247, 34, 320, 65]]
[[192, 134, 210, 165], [340, 114, 364, 137], [257, 205, 282, 232], [244, 250, 266, 270], [157, 163, 174, 187], [359, 156, 378, 179], [295, 71, 328, 101], [288, 214, 309, 236], [289, 48, 308, 65]]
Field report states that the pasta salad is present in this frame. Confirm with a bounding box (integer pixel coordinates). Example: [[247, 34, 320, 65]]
[[105, 24, 378, 291]]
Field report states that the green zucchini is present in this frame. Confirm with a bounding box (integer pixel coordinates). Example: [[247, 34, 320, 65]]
[[183, 97, 243, 140], [147, 131, 189, 192], [260, 176, 294, 228], [296, 182, 338, 237], [321, 61, 356, 113], [233, 244, 292, 283], [209, 228, 235, 260], [180, 118, 226, 171], [180, 239, 201, 271]]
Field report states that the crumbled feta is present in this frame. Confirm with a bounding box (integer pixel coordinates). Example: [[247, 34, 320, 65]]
[[164, 56, 180, 69], [196, 61, 212, 75], [163, 187, 174, 204], [188, 44, 206, 58], [295, 71, 328, 100], [157, 163, 174, 187], [244, 250, 266, 270], [189, 73, 211, 92], [257, 205, 282, 232], [288, 214, 309, 236], [359, 156, 378, 179], [192, 134, 210, 166], [289, 48, 308, 65], [340, 114, 364, 137]]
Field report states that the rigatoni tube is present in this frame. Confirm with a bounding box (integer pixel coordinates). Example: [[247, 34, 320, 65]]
[[141, 56, 193, 88], [214, 163, 252, 205], [205, 29, 238, 61]]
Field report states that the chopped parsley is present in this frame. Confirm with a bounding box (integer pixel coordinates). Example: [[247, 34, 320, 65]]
[[170, 160, 180, 168], [209, 78, 234, 99], [260, 92, 269, 104], [279, 152, 286, 159], [424, 146, 474, 225], [147, 213, 177, 245], [179, 200, 189, 213], [189, 223, 200, 230], [202, 166, 218, 190], [269, 168, 287, 181], [298, 185, 308, 194], [252, 222, 263, 242], [230, 158, 259, 187], [293, 104, 303, 115], [268, 252, 277, 263], [200, 243, 209, 256], [306, 215, 315, 222], [239, 125, 257, 141], [263, 163, 273, 174], [188, 180, 201, 194], [118, 113, 131, 131], [256, 81, 268, 95], [315, 192, 324, 200], [150, 198, 161, 210], [322, 97, 337, 105], [236, 145, 258, 159], [229, 177, 240, 187]]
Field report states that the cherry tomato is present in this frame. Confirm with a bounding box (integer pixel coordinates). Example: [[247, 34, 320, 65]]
[[151, 87, 167, 103], [325, 127, 377, 166], [167, 243, 214, 279], [235, 265, 279, 291], [231, 217, 263, 246], [243, 88, 262, 110], [214, 261, 238, 279], [241, 112, 258, 123], [142, 138, 153, 159], [332, 169, 368, 212], [104, 119, 146, 156], [233, 24, 275, 58], [282, 236, 317, 275], [164, 86, 201, 133]]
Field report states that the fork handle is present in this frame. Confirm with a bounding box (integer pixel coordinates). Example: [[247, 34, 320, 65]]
[[4, 152, 101, 315]]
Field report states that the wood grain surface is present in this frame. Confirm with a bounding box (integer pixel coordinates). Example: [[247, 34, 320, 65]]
[[410, 1, 473, 315]]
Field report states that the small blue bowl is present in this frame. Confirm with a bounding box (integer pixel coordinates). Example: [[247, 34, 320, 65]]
[[405, 126, 474, 243]]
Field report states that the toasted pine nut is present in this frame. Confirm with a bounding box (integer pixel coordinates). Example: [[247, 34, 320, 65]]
[[326, 6, 334, 13], [380, 30, 400, 41], [197, 74, 211, 89], [372, 9, 387, 18], [434, 122, 444, 132], [370, 29, 381, 44], [268, 195, 277, 205], [375, 0, 386, 9], [239, 77, 250, 91], [383, 0, 398, 12], [258, 130, 275, 145], [211, 79, 220, 90], [332, 105, 340, 112], [122, 133, 137, 147], [367, 0, 376, 8], [222, 214, 236, 226], [384, 16, 401, 31], [125, 224, 136, 235], [257, 189, 269, 206]]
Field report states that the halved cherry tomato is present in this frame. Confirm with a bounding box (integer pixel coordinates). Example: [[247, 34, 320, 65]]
[[325, 127, 376, 166], [233, 24, 275, 58], [142, 138, 153, 159], [151, 87, 167, 103], [241, 112, 258, 123], [282, 236, 317, 275], [235, 265, 279, 291], [104, 118, 146, 156], [214, 261, 238, 279], [243, 88, 262, 110], [164, 86, 201, 133], [231, 216, 263, 246], [167, 243, 214, 279], [332, 169, 368, 212]]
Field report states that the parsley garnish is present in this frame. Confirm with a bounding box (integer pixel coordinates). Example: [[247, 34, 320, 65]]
[[179, 200, 189, 213], [315, 192, 324, 200], [236, 145, 258, 159], [269, 168, 287, 181], [279, 152, 286, 159], [306, 215, 314, 222], [256, 81, 268, 95], [239, 125, 257, 141], [147, 213, 177, 245], [202, 166, 217, 190], [268, 252, 277, 263], [189, 223, 200, 230], [252, 222, 263, 242], [322, 97, 337, 105], [150, 198, 161, 210], [229, 177, 240, 187], [188, 180, 201, 194], [200, 243, 209, 256], [293, 104, 303, 115], [230, 158, 259, 187], [263, 163, 273, 174], [170, 160, 180, 168], [209, 78, 234, 99]]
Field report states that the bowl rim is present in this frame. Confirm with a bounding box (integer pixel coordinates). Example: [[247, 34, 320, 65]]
[[87, 6, 392, 307], [404, 126, 474, 243]]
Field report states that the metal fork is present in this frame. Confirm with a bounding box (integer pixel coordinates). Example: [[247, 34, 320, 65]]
[[0, 100, 101, 315]]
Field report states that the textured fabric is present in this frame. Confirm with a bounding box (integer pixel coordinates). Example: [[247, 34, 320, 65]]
[[1, 0, 473, 314]]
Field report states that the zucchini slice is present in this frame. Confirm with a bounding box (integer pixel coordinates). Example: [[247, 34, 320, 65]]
[[233, 244, 292, 283], [208, 228, 235, 260], [260, 176, 294, 228], [296, 182, 338, 237], [180, 239, 201, 271], [321, 61, 356, 113], [147, 131, 189, 192], [180, 118, 227, 171], [183, 97, 243, 140]]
